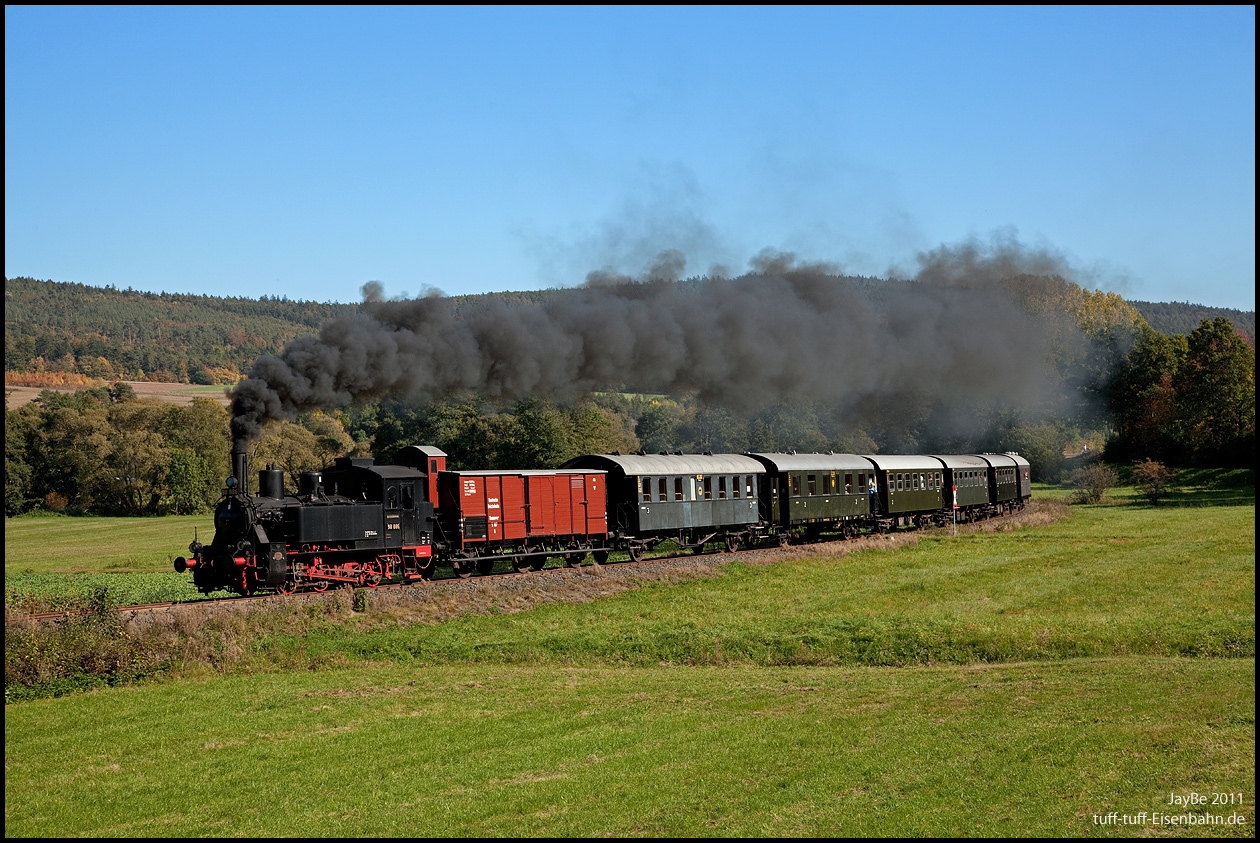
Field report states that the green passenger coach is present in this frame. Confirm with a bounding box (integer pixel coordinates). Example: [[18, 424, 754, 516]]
[[863, 454, 946, 527], [745, 453, 875, 539]]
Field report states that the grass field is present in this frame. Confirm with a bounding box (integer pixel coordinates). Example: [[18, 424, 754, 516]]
[[4, 658, 1252, 836], [5, 513, 218, 610], [4, 473, 1255, 835]]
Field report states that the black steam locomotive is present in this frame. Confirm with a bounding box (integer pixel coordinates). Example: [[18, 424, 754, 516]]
[[177, 447, 440, 595]]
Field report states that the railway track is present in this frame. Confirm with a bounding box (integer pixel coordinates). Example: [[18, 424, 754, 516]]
[[13, 506, 1038, 624]]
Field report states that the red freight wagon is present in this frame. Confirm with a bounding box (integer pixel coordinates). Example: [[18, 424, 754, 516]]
[[436, 470, 608, 576]]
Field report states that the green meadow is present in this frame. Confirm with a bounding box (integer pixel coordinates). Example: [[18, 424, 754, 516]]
[[5, 513, 218, 609], [4, 473, 1255, 835]]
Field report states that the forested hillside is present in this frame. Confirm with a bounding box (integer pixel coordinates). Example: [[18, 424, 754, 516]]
[[5, 274, 1255, 517], [1130, 300, 1255, 341], [4, 277, 354, 383]]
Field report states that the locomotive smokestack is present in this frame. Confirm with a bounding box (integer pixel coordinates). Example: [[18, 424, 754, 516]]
[[232, 447, 249, 495]]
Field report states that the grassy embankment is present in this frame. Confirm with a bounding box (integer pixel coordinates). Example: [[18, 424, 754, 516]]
[[4, 470, 1254, 835]]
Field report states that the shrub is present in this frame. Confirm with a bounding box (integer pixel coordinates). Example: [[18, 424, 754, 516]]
[[1065, 463, 1120, 504], [1131, 459, 1177, 505]]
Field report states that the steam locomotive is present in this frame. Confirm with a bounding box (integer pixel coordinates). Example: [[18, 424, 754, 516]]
[[176, 445, 1031, 596]]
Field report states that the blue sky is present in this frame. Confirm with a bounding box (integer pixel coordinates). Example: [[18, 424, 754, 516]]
[[5, 7, 1255, 309]]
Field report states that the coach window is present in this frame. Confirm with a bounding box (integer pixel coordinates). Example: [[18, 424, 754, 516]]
[[807, 475, 816, 496], [402, 484, 415, 510], [673, 477, 683, 501], [791, 475, 801, 496], [732, 476, 741, 499], [857, 473, 866, 490], [912, 474, 919, 491], [703, 477, 713, 500], [642, 477, 652, 502], [746, 476, 755, 498], [920, 473, 926, 490], [842, 473, 851, 493], [658, 477, 668, 502], [387, 486, 399, 509], [718, 476, 727, 499]]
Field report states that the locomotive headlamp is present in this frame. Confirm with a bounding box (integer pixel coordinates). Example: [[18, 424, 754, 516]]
[[226, 476, 237, 488]]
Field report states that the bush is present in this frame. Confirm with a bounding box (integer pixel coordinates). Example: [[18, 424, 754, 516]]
[[1065, 463, 1120, 504], [1131, 459, 1177, 505]]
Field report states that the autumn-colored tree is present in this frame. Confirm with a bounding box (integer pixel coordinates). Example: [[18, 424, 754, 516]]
[[1131, 459, 1176, 505]]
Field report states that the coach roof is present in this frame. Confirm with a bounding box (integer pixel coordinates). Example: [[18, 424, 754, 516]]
[[862, 454, 943, 471], [746, 453, 875, 472], [975, 453, 1019, 468], [564, 453, 765, 476], [930, 454, 991, 470]]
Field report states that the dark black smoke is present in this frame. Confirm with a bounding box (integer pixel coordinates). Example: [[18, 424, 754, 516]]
[[229, 240, 1077, 449]]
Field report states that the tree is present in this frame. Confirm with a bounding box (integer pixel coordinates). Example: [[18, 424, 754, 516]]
[[633, 399, 684, 453], [297, 411, 354, 465], [1177, 318, 1255, 466], [5, 407, 34, 516], [23, 391, 112, 511], [251, 423, 325, 492], [1131, 459, 1176, 506], [1107, 326, 1187, 463], [166, 447, 213, 514]]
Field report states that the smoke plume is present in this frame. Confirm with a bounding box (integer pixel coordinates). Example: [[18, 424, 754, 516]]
[[229, 239, 1077, 450]]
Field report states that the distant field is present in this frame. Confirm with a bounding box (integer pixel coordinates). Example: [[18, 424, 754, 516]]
[[4, 381, 232, 410]]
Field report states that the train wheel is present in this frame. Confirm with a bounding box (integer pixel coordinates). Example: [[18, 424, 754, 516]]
[[476, 557, 495, 576], [311, 578, 330, 593], [628, 544, 645, 563], [777, 533, 790, 548], [592, 550, 609, 565], [365, 560, 384, 588], [724, 534, 740, 553], [452, 555, 473, 579], [277, 578, 297, 595]]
